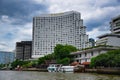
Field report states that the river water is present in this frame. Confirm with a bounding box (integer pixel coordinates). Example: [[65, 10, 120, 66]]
[[0, 71, 120, 80]]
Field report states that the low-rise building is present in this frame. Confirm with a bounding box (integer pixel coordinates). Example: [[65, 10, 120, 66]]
[[71, 46, 119, 64]]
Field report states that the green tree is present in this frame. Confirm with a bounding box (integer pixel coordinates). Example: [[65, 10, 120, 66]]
[[95, 53, 108, 67], [11, 59, 22, 68], [57, 57, 70, 65], [65, 44, 78, 52], [38, 57, 45, 65], [90, 49, 120, 68], [0, 64, 5, 69], [114, 54, 120, 67], [54, 44, 77, 64], [37, 44, 78, 65], [11, 59, 30, 69], [54, 44, 64, 59], [54, 44, 77, 60], [90, 57, 96, 68], [44, 53, 55, 60]]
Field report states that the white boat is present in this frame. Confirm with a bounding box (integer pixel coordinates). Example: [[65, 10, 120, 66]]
[[47, 64, 62, 72], [47, 64, 74, 72], [59, 66, 74, 72]]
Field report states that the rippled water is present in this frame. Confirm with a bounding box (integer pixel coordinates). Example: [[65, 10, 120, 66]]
[[0, 71, 120, 80]]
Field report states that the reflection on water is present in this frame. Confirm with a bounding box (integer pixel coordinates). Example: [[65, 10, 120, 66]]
[[0, 71, 120, 80]]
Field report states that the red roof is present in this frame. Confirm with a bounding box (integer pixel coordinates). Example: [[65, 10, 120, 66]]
[[81, 62, 90, 65], [71, 61, 80, 66]]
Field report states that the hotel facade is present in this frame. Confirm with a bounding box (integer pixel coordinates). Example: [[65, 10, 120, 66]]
[[32, 11, 88, 58]]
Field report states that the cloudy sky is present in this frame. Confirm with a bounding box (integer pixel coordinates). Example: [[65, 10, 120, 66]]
[[0, 0, 120, 51]]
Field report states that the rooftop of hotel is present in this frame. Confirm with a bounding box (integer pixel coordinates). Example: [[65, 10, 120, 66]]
[[34, 11, 81, 18]]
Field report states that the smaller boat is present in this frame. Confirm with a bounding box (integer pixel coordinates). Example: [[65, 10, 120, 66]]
[[47, 64, 62, 72], [59, 66, 74, 72], [47, 64, 74, 72]]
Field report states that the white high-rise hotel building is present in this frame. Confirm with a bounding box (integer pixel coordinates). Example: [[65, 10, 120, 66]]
[[32, 11, 88, 58]]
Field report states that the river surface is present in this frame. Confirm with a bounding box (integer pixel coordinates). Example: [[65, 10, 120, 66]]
[[0, 71, 120, 80]]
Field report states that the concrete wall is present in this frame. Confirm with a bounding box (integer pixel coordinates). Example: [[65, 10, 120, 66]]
[[107, 36, 120, 47]]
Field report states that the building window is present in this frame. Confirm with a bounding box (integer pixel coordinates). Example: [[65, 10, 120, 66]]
[[75, 55, 77, 58], [79, 60, 81, 63], [79, 54, 81, 57], [116, 22, 120, 27], [91, 52, 93, 56], [85, 53, 87, 57], [76, 60, 79, 62], [85, 59, 87, 62]]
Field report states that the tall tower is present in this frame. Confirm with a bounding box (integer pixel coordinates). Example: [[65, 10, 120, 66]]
[[32, 11, 88, 58]]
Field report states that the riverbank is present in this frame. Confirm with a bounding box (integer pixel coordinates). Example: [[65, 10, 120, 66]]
[[85, 68, 120, 75], [20, 67, 120, 75], [1, 67, 120, 75], [21, 68, 48, 72]]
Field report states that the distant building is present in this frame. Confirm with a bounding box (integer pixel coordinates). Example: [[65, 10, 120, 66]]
[[16, 41, 32, 60], [96, 34, 120, 46], [32, 11, 88, 58], [96, 15, 120, 47], [0, 51, 15, 64], [110, 15, 120, 34], [87, 38, 95, 48]]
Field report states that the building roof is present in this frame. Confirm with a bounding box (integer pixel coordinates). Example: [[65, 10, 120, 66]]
[[71, 46, 120, 55], [0, 51, 14, 53], [97, 33, 120, 38], [112, 15, 120, 22], [34, 11, 81, 18], [70, 61, 80, 66], [81, 62, 90, 65]]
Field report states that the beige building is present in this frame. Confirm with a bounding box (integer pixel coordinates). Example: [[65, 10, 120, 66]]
[[71, 46, 119, 64]]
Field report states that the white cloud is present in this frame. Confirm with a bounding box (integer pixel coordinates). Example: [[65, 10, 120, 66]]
[[1, 15, 13, 24], [0, 17, 32, 51], [87, 27, 110, 40], [0, 0, 120, 51]]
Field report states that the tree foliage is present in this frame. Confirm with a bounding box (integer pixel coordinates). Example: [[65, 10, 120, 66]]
[[37, 44, 77, 65], [54, 44, 77, 64], [11, 59, 31, 69], [0, 64, 5, 69], [90, 49, 120, 68], [54, 44, 77, 60], [38, 57, 45, 65], [57, 57, 70, 65], [38, 53, 55, 65]]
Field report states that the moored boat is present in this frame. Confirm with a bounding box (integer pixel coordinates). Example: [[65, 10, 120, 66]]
[[47, 64, 62, 72], [47, 64, 74, 72], [59, 66, 74, 72]]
